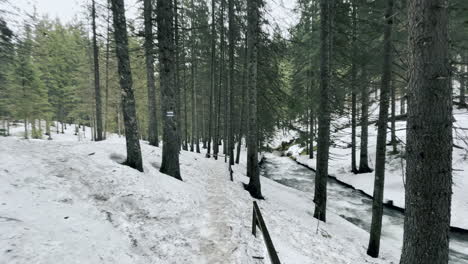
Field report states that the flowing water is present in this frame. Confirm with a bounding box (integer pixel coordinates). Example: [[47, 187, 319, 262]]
[[260, 152, 468, 263]]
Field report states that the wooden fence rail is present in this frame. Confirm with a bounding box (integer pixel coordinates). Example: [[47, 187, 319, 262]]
[[252, 201, 281, 264]]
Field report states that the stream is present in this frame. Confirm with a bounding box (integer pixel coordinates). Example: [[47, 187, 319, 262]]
[[260, 152, 468, 264]]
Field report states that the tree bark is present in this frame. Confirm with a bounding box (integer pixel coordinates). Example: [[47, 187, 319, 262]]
[[92, 0, 103, 141], [104, 0, 111, 140], [214, 3, 225, 160], [358, 67, 372, 173], [350, 0, 358, 173], [206, 0, 216, 158], [313, 0, 331, 222], [227, 0, 235, 166], [181, 2, 189, 151], [144, 0, 159, 147], [174, 0, 182, 150], [400, 0, 452, 262], [190, 0, 199, 153], [367, 0, 393, 257], [157, 0, 182, 180], [309, 111, 314, 159], [390, 77, 397, 153], [245, 0, 262, 199], [236, 41, 248, 164], [110, 0, 143, 172]]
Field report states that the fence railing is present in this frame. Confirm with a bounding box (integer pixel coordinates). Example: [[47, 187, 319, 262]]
[[252, 201, 281, 264]]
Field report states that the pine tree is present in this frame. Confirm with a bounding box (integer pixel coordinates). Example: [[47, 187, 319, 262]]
[[400, 0, 452, 262], [245, 0, 262, 199], [91, 0, 103, 141], [367, 0, 393, 257], [143, 0, 159, 147], [157, 0, 182, 180], [110, 0, 144, 172], [313, 0, 331, 222]]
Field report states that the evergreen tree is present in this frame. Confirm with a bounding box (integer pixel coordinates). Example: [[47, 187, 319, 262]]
[[157, 0, 182, 179], [110, 0, 144, 172], [400, 0, 452, 262]]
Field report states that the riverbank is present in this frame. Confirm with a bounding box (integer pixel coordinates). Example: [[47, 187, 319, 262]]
[[280, 106, 468, 230]]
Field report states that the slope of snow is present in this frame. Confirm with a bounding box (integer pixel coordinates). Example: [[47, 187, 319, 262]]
[[289, 107, 468, 230], [0, 123, 397, 263]]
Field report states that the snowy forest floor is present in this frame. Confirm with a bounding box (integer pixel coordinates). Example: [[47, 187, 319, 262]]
[[0, 123, 397, 264]]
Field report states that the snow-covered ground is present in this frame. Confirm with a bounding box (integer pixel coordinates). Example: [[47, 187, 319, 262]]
[[285, 106, 468, 230], [0, 122, 397, 263]]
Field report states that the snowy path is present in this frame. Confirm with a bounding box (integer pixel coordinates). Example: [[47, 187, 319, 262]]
[[1, 129, 398, 264], [198, 164, 244, 263]]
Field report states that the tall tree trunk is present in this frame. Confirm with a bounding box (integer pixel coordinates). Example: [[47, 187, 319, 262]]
[[206, 0, 216, 158], [190, 0, 199, 153], [201, 86, 206, 149], [313, 0, 331, 222], [227, 0, 235, 166], [46, 119, 52, 140], [92, 0, 103, 141], [174, 0, 182, 150], [144, 0, 160, 147], [181, 2, 189, 151], [350, 0, 358, 173], [236, 42, 248, 164], [358, 67, 372, 173], [156, 0, 182, 179], [110, 0, 143, 172], [245, 0, 262, 199], [400, 0, 452, 262], [104, 0, 111, 140], [214, 3, 225, 160], [24, 118, 28, 139], [390, 78, 397, 153], [31, 119, 37, 139], [367, 0, 393, 257], [309, 112, 314, 159], [220, 0, 227, 159]]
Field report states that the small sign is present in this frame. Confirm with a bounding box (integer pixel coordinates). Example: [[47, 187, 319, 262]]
[[166, 111, 174, 117]]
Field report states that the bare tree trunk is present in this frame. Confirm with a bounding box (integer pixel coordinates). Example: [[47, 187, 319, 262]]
[[174, 0, 182, 150], [358, 67, 372, 173], [181, 2, 189, 151], [227, 0, 235, 166], [214, 3, 225, 160], [104, 0, 111, 140], [400, 0, 452, 262], [309, 112, 314, 159], [236, 42, 248, 164], [367, 0, 393, 257], [156, 0, 181, 179], [313, 0, 331, 222], [46, 119, 52, 140], [144, 0, 160, 147], [350, 0, 358, 173], [24, 118, 28, 139], [245, 0, 262, 199], [110, 0, 143, 172], [390, 78, 397, 153], [92, 0, 103, 141], [190, 0, 198, 153], [220, 0, 227, 159], [206, 0, 216, 158]]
